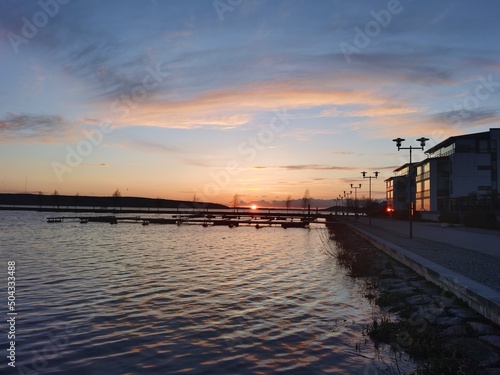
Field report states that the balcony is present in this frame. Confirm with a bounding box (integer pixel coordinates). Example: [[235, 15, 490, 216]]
[[416, 171, 430, 182]]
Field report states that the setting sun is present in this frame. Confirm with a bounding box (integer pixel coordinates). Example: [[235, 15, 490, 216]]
[[251, 205, 258, 210]]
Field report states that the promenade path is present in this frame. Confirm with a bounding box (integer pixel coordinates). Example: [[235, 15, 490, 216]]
[[337, 216, 500, 325], [344, 217, 500, 292]]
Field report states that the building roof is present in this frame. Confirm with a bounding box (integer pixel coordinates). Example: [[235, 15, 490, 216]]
[[384, 175, 406, 182], [413, 155, 448, 167], [393, 163, 410, 172], [425, 129, 492, 154]]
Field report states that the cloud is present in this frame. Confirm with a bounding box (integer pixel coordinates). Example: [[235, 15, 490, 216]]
[[338, 104, 500, 142], [182, 158, 217, 168], [432, 108, 500, 126], [343, 105, 424, 118], [322, 49, 456, 87], [253, 164, 357, 171], [82, 163, 108, 167], [329, 151, 359, 155], [123, 140, 181, 154], [0, 113, 74, 142], [106, 79, 399, 129], [319, 108, 343, 117]]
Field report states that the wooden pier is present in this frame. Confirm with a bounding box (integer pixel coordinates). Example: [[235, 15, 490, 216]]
[[46, 210, 335, 229]]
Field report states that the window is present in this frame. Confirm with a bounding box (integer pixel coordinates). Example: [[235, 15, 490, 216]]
[[478, 140, 489, 153], [421, 198, 430, 211], [455, 139, 474, 153]]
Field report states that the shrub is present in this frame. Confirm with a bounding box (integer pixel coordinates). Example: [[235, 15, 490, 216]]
[[393, 209, 409, 221], [463, 212, 497, 229], [438, 212, 460, 224]]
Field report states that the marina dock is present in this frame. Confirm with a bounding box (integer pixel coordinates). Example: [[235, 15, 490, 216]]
[[46, 210, 334, 228]]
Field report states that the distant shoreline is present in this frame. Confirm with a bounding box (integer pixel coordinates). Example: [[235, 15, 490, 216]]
[[0, 193, 334, 212], [0, 193, 228, 211]]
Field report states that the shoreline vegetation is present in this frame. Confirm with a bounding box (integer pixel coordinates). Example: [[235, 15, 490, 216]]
[[325, 221, 500, 375]]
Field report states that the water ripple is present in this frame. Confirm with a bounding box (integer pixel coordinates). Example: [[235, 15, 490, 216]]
[[0, 211, 384, 374]]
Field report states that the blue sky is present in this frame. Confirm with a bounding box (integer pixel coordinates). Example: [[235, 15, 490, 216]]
[[1, 0, 499, 206]]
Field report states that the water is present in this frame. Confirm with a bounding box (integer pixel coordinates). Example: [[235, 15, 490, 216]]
[[0, 211, 387, 374]]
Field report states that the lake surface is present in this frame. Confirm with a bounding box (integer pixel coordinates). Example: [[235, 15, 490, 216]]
[[0, 211, 390, 374]]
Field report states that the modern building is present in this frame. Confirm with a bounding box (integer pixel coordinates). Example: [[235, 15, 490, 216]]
[[385, 164, 411, 212], [386, 128, 500, 219], [414, 156, 451, 213]]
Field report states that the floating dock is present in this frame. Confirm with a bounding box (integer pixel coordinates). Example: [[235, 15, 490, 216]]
[[46, 210, 335, 229]]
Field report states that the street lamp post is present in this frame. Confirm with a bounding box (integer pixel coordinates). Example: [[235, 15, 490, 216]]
[[392, 137, 429, 239], [343, 191, 352, 216], [350, 183, 362, 219], [361, 171, 379, 226]]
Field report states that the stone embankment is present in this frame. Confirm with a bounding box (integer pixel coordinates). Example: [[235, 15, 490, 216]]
[[327, 222, 500, 374]]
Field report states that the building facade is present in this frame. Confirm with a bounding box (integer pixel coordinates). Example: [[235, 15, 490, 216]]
[[385, 164, 411, 212], [414, 157, 450, 213], [386, 128, 500, 218]]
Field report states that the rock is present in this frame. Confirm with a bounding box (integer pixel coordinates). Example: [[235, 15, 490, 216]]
[[405, 294, 434, 305], [450, 338, 500, 367], [379, 269, 397, 278], [469, 322, 497, 336], [436, 316, 463, 326], [392, 266, 411, 276], [387, 302, 407, 313], [449, 308, 481, 319], [431, 294, 456, 307], [390, 287, 416, 297], [412, 287, 439, 296], [385, 283, 414, 292], [415, 305, 446, 322], [480, 335, 500, 350], [385, 281, 410, 290], [408, 279, 432, 288], [440, 324, 468, 338]]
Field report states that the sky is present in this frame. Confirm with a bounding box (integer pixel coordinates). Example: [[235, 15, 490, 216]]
[[1, 0, 500, 207]]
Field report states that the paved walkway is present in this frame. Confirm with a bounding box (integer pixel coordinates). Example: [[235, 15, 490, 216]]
[[342, 217, 500, 292]]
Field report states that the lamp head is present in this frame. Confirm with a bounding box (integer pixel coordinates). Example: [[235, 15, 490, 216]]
[[358, 183, 362, 188], [374, 171, 380, 178], [361, 171, 366, 178], [392, 137, 405, 149], [417, 137, 430, 149]]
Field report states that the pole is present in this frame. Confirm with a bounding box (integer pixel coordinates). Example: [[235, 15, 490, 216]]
[[354, 188, 357, 216], [393, 137, 428, 240], [368, 177, 372, 226], [409, 147, 413, 239]]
